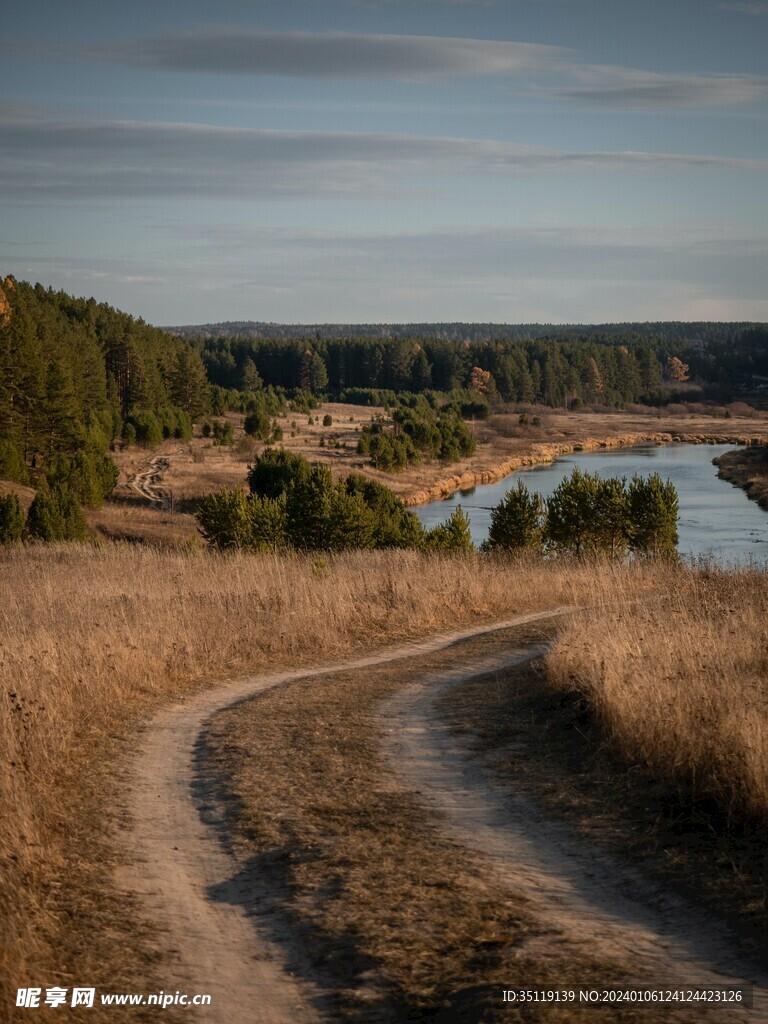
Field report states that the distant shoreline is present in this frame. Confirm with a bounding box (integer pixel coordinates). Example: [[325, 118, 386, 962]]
[[404, 431, 767, 507]]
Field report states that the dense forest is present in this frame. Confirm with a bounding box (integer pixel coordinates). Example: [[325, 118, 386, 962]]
[[0, 277, 210, 492], [192, 329, 768, 408], [169, 319, 759, 345]]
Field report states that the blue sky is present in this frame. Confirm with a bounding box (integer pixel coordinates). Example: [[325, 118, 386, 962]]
[[2, 0, 767, 325]]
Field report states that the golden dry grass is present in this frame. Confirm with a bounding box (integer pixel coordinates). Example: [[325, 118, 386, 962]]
[[3, 540, 765, 1019], [716, 446, 768, 511], [0, 542, 654, 1021], [546, 565, 768, 825]]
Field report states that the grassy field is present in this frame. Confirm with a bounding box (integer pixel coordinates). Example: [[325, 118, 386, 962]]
[[82, 402, 768, 546], [1, 543, 646, 1022]]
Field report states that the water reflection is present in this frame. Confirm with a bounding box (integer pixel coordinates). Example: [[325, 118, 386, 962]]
[[415, 444, 768, 561]]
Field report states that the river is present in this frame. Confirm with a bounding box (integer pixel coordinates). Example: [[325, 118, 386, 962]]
[[414, 443, 768, 561]]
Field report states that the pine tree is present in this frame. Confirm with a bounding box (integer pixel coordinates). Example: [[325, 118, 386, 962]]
[[628, 473, 679, 555], [545, 468, 600, 554], [487, 481, 544, 552], [169, 348, 211, 420], [0, 494, 25, 543], [240, 357, 262, 391], [424, 505, 473, 552]]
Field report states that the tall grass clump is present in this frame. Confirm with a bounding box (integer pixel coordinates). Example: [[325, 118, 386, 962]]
[[547, 562, 768, 826]]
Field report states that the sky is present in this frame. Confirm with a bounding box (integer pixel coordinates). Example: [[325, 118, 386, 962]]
[[1, 0, 767, 326]]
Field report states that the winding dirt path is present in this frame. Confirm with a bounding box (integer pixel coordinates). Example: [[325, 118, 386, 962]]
[[129, 455, 171, 508], [380, 645, 768, 1022], [119, 611, 570, 1023], [119, 610, 766, 1022]]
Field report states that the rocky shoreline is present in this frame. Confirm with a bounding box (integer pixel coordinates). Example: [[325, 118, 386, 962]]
[[403, 431, 768, 507]]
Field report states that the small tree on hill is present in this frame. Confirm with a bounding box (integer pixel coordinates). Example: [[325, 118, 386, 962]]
[[545, 468, 599, 554], [26, 483, 87, 542], [594, 476, 630, 557]]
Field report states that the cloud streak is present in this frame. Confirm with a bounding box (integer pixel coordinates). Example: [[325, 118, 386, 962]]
[[2, 114, 765, 203], [540, 65, 768, 108], [42, 28, 571, 80], [11, 27, 767, 108], [716, 1, 768, 14]]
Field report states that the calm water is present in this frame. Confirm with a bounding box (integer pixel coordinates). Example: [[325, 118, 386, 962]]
[[415, 444, 768, 561]]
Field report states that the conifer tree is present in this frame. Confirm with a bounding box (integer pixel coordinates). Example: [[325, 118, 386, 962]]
[[487, 481, 544, 552], [0, 494, 25, 543]]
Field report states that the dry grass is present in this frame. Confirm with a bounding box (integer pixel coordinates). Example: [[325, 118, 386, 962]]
[[0, 543, 655, 1021], [547, 565, 768, 826], [3, 542, 765, 1020], [716, 446, 768, 511]]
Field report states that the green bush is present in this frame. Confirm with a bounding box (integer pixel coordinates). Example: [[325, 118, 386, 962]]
[[248, 448, 311, 499], [212, 419, 234, 446], [194, 489, 252, 550], [243, 407, 271, 440], [26, 484, 87, 542], [0, 494, 25, 543], [125, 409, 163, 446], [46, 451, 118, 508]]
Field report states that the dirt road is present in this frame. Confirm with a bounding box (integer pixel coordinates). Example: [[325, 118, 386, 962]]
[[381, 654, 768, 1022], [129, 455, 171, 508], [120, 611, 765, 1022]]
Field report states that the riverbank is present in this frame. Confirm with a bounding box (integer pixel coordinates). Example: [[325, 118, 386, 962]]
[[714, 446, 768, 510], [403, 429, 768, 507]]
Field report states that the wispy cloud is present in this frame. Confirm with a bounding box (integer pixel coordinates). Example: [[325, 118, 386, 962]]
[[2, 114, 765, 203], [715, 1, 768, 14], [30, 28, 571, 81], [10, 27, 766, 109], [541, 64, 768, 108]]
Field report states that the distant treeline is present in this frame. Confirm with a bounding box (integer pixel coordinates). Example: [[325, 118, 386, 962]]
[[194, 330, 768, 408], [169, 319, 759, 345]]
